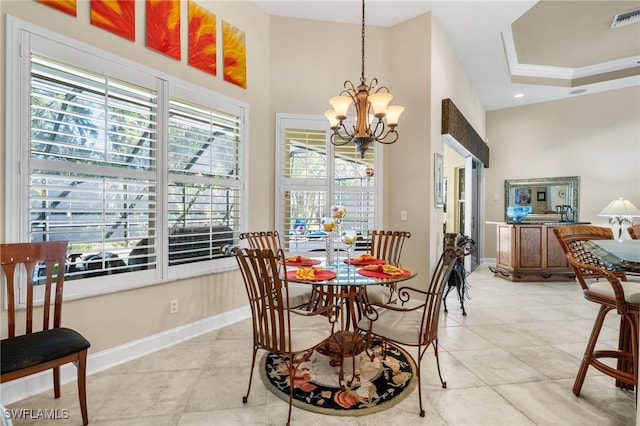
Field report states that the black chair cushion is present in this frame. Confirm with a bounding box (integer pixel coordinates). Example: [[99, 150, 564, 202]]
[[1, 327, 90, 375]]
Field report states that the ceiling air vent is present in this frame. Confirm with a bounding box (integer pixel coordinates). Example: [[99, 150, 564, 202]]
[[611, 8, 640, 28]]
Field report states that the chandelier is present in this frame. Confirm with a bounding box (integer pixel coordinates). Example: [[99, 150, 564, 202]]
[[324, 0, 404, 158]]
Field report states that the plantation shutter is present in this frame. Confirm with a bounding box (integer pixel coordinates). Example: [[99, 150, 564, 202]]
[[167, 99, 242, 264], [29, 54, 158, 280]]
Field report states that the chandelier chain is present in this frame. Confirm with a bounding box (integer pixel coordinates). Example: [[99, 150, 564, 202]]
[[360, 0, 366, 84]]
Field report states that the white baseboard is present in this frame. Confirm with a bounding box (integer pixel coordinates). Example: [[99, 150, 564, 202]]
[[0, 306, 251, 404]]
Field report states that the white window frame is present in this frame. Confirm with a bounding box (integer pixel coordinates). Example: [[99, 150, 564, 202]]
[[4, 16, 247, 301], [275, 113, 383, 252]]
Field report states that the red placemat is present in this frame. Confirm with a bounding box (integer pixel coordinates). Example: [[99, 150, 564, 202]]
[[358, 268, 411, 279], [343, 257, 385, 266], [280, 258, 322, 267], [286, 269, 337, 282]]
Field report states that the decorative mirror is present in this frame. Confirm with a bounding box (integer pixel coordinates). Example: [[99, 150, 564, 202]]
[[504, 176, 580, 223]]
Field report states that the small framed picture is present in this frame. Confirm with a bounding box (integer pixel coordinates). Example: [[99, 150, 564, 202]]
[[537, 191, 546, 201], [515, 188, 531, 205], [435, 153, 444, 208]]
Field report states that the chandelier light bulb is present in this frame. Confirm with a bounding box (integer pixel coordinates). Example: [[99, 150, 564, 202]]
[[324, 110, 340, 128], [384, 105, 404, 126], [329, 96, 352, 120], [368, 92, 393, 117]]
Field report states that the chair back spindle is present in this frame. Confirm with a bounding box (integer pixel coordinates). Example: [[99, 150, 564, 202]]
[[239, 231, 281, 251], [1, 241, 68, 338], [369, 230, 411, 264]]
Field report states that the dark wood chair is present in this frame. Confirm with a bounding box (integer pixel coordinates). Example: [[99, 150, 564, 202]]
[[366, 230, 411, 303], [628, 224, 640, 240], [232, 247, 336, 426], [357, 247, 459, 417], [553, 225, 638, 395], [1, 241, 90, 425]]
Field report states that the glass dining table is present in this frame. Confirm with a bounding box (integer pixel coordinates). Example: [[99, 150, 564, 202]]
[[582, 239, 640, 275], [283, 256, 417, 385]]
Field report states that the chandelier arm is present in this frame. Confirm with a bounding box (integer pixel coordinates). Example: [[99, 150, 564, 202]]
[[375, 129, 399, 144], [368, 78, 381, 93], [330, 135, 355, 146], [342, 81, 358, 94], [331, 125, 355, 144], [370, 118, 385, 138]]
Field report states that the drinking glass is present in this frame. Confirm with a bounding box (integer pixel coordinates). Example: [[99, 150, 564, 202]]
[[341, 230, 357, 264], [321, 217, 336, 265]]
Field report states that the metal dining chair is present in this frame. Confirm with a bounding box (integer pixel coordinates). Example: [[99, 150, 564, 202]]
[[232, 247, 336, 426], [366, 230, 411, 304], [357, 246, 459, 417], [239, 231, 316, 309]]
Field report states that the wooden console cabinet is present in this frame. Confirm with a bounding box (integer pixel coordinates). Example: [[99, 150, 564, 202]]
[[490, 222, 575, 282]]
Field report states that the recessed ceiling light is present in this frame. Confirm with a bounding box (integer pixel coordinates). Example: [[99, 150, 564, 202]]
[[569, 88, 587, 95], [514, 93, 524, 99]]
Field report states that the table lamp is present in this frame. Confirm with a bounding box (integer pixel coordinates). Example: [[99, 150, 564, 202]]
[[598, 197, 640, 240]]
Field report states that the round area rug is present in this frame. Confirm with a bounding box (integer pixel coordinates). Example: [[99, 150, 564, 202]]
[[259, 340, 417, 416]]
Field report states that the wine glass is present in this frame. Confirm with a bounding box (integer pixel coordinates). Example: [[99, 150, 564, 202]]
[[340, 230, 357, 265], [331, 205, 347, 220], [321, 217, 336, 265]]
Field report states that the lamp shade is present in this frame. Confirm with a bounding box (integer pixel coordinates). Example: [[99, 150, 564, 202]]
[[368, 92, 393, 117], [598, 197, 640, 217], [384, 105, 404, 126], [324, 110, 340, 128], [328, 96, 353, 119]]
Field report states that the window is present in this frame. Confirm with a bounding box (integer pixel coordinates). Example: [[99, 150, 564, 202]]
[[5, 18, 245, 299], [276, 115, 380, 252], [29, 55, 158, 282], [167, 99, 242, 267]]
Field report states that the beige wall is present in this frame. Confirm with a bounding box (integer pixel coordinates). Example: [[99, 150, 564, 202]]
[[385, 14, 433, 275], [484, 86, 640, 258], [0, 0, 271, 350]]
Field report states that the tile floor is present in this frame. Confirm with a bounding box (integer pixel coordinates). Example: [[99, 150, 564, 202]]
[[5, 265, 638, 425]]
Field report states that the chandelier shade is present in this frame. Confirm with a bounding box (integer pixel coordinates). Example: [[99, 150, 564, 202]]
[[325, 0, 404, 158]]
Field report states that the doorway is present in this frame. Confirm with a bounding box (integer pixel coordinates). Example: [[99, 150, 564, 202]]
[[443, 140, 482, 271]]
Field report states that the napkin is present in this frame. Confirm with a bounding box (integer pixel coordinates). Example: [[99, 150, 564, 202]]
[[286, 255, 313, 263], [353, 253, 376, 263], [295, 266, 322, 280], [363, 264, 404, 276]]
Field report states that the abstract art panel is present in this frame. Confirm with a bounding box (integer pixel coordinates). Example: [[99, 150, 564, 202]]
[[91, 0, 135, 41], [36, 0, 77, 17], [188, 1, 217, 76], [146, 0, 181, 60], [222, 21, 247, 89]]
